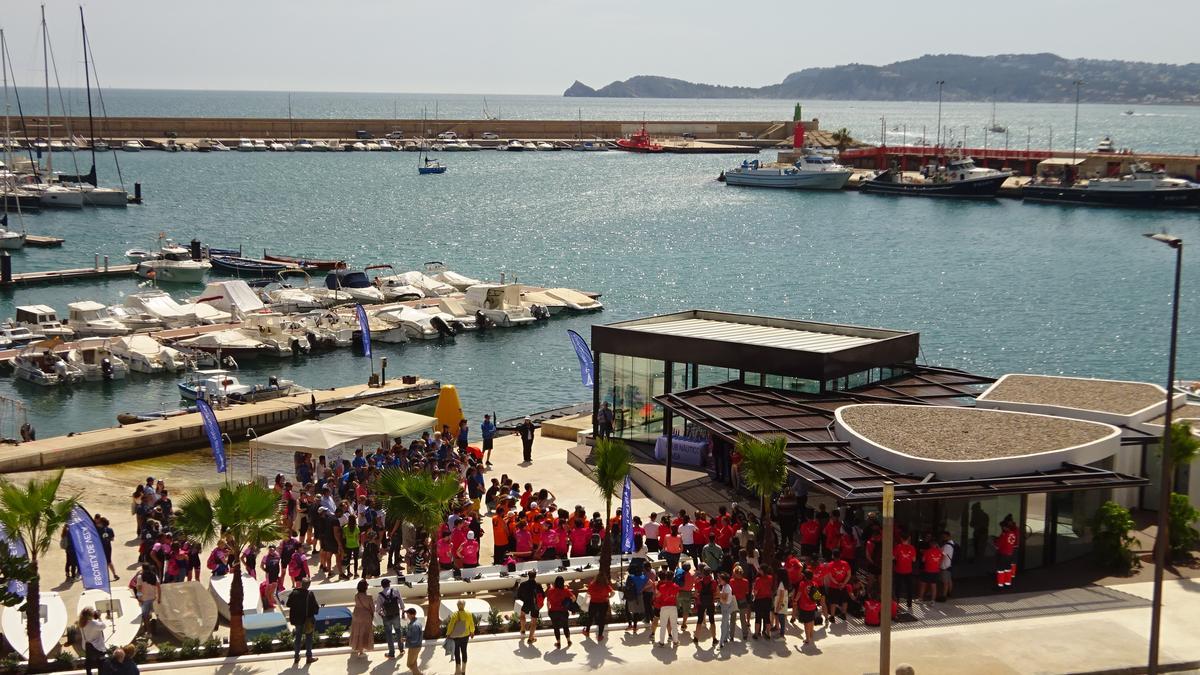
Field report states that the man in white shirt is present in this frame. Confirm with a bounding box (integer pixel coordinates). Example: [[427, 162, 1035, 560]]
[[376, 578, 407, 658], [644, 515, 661, 554], [939, 530, 956, 599], [678, 516, 699, 566]]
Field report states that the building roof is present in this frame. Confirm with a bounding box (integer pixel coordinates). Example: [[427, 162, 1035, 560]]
[[977, 374, 1177, 426], [655, 371, 1146, 504], [593, 310, 920, 381]]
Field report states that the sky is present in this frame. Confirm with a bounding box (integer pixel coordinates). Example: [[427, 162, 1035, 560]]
[[3, 0, 1199, 95]]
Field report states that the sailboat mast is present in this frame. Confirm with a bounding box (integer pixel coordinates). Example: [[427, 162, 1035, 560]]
[[42, 4, 52, 177], [2, 29, 9, 172], [81, 7, 97, 180]]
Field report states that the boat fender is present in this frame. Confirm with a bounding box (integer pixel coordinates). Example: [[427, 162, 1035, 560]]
[[431, 316, 457, 337]]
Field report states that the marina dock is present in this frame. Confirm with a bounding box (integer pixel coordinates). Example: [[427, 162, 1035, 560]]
[[0, 378, 439, 473], [25, 235, 65, 248], [0, 262, 136, 287]]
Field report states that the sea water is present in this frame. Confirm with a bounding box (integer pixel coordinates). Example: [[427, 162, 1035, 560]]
[[2, 93, 1199, 440]]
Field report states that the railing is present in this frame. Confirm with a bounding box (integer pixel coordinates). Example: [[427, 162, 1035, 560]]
[[839, 145, 1059, 161]]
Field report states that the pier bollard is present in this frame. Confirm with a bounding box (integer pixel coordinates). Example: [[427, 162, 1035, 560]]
[[94, 253, 99, 271], [104, 255, 109, 272], [1, 253, 10, 284], [134, 183, 142, 204]]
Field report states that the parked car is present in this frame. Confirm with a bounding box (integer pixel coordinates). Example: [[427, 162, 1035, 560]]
[[737, 131, 753, 140], [385, 131, 404, 139], [436, 131, 458, 141], [681, 132, 697, 140], [355, 130, 374, 139], [481, 132, 499, 140]]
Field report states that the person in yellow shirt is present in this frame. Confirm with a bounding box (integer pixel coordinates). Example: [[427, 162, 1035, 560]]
[[445, 600, 476, 674]]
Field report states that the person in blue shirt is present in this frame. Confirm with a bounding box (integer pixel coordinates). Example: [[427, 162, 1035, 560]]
[[457, 419, 470, 454], [351, 449, 368, 471], [480, 414, 497, 466]]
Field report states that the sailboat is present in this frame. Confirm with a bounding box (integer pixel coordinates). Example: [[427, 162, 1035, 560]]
[[0, 34, 27, 250], [31, 8, 83, 209], [57, 8, 128, 207], [417, 108, 446, 175], [987, 94, 1006, 134], [572, 108, 608, 151]]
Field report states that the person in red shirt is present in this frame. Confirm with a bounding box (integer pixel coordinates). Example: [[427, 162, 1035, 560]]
[[714, 521, 735, 551], [729, 565, 751, 640], [824, 549, 852, 624], [798, 518, 821, 559], [823, 512, 843, 558], [654, 575, 681, 647], [546, 576, 576, 649], [994, 516, 1020, 590], [919, 536, 942, 602], [838, 530, 858, 570], [792, 569, 821, 645], [583, 573, 613, 640], [750, 565, 775, 639], [893, 533, 917, 611]]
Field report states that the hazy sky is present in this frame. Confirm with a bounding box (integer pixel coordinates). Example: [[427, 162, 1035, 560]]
[[4, 0, 1198, 95]]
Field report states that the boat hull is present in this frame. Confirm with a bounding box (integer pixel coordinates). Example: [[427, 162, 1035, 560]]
[[1021, 184, 1200, 209], [135, 263, 209, 284], [263, 252, 344, 271], [859, 171, 1009, 198], [724, 170, 851, 190], [210, 256, 295, 277], [1, 591, 67, 659], [81, 187, 129, 207], [76, 588, 142, 649]]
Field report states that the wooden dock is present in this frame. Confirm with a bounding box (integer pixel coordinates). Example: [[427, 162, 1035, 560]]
[[0, 263, 136, 287], [25, 235, 65, 248], [0, 378, 440, 473]]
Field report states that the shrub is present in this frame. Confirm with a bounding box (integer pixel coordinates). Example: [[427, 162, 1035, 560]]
[[323, 624, 346, 647], [487, 607, 502, 634], [53, 651, 76, 669], [179, 637, 201, 660], [251, 634, 274, 654], [131, 638, 150, 663], [157, 645, 180, 662], [275, 629, 294, 650], [0, 653, 21, 674], [202, 636, 224, 658], [1091, 501, 1141, 574], [1168, 492, 1200, 558], [506, 616, 519, 633], [373, 624, 386, 642]]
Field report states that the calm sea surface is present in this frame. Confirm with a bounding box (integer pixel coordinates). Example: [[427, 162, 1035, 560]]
[[3, 91, 1200, 445]]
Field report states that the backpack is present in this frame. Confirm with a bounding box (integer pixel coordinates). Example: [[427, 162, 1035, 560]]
[[624, 575, 639, 599], [381, 589, 401, 620], [945, 540, 961, 569]]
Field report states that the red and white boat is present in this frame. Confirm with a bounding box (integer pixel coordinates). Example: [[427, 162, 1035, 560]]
[[615, 123, 664, 153]]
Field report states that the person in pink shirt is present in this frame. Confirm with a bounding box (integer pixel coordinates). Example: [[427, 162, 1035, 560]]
[[540, 526, 560, 560], [436, 532, 454, 569], [570, 522, 590, 557], [459, 532, 481, 568], [513, 523, 533, 561]]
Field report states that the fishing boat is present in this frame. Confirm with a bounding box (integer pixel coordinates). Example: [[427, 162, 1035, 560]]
[[14, 342, 83, 386], [156, 582, 219, 642], [722, 154, 852, 190], [66, 301, 130, 336], [65, 337, 130, 380], [209, 255, 296, 278], [262, 250, 345, 271], [209, 574, 263, 622], [14, 305, 73, 339], [109, 334, 190, 373], [1, 591, 68, 658], [1022, 166, 1200, 209], [615, 123, 664, 153], [325, 269, 385, 304], [76, 588, 142, 649], [859, 158, 1011, 199]]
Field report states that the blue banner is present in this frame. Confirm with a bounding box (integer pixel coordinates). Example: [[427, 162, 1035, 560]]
[[567, 329, 593, 387], [66, 506, 109, 593], [620, 475, 633, 554], [0, 524, 27, 598], [196, 399, 227, 474], [354, 304, 372, 358]]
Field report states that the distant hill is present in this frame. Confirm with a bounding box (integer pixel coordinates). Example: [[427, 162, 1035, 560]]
[[565, 54, 1200, 104]]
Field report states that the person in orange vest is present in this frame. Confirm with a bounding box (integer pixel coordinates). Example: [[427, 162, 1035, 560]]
[[994, 515, 1019, 590]]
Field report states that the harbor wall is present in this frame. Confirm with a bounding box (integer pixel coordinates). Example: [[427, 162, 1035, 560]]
[[829, 146, 1200, 179], [16, 116, 816, 141]]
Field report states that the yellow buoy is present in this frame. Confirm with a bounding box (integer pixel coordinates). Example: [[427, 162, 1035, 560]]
[[433, 384, 464, 434]]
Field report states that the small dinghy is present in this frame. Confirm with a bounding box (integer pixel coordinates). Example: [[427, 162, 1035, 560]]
[[1, 591, 68, 659]]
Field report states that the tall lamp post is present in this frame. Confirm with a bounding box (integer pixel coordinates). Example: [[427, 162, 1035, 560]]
[[879, 481, 895, 675], [1143, 232, 1182, 675], [935, 80, 945, 153]]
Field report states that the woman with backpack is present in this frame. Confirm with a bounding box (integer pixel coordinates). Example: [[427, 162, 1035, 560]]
[[623, 565, 648, 633]]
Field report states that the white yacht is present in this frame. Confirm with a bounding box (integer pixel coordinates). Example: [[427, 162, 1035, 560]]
[[67, 301, 130, 337], [176, 330, 274, 361], [14, 305, 73, 339], [125, 290, 230, 329], [722, 154, 852, 190], [236, 313, 310, 357], [14, 344, 83, 386], [424, 262, 480, 291], [463, 284, 536, 327], [0, 322, 42, 346], [65, 338, 129, 381], [236, 138, 255, 152], [109, 334, 190, 374]]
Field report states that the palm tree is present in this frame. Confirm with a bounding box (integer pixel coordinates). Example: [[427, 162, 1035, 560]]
[[0, 470, 78, 671], [172, 481, 283, 656], [372, 469, 462, 638], [832, 127, 853, 153], [735, 435, 787, 567], [591, 437, 631, 583]]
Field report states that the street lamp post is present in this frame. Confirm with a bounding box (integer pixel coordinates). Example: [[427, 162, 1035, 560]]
[[1143, 232, 1182, 675], [879, 481, 895, 675], [935, 80, 945, 153], [1072, 80, 1083, 164]]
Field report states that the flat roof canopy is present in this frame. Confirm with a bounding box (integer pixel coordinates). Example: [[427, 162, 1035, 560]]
[[593, 310, 920, 381], [977, 373, 1181, 427], [655, 372, 1146, 504]]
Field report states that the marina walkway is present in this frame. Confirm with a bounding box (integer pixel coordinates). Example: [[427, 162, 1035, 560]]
[[65, 578, 1200, 675]]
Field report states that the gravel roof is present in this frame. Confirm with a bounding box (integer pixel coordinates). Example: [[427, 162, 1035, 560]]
[[1146, 404, 1200, 427], [979, 374, 1163, 416], [839, 405, 1113, 461]]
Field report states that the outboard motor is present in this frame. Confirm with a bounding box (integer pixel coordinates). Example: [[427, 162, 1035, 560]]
[[430, 315, 457, 338], [269, 375, 279, 388], [100, 358, 114, 381], [531, 304, 550, 321], [474, 310, 492, 331]]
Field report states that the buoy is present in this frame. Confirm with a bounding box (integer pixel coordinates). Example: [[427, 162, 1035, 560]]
[[434, 384, 463, 432]]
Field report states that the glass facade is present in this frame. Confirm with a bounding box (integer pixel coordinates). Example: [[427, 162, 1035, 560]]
[[596, 356, 740, 442]]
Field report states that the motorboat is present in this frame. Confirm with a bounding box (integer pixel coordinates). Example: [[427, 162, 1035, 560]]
[[1096, 137, 1115, 153], [0, 219, 25, 249], [126, 238, 190, 264], [209, 255, 296, 278], [387, 270, 456, 297], [136, 255, 212, 284], [1, 590, 68, 659], [424, 262, 480, 291], [334, 307, 408, 343], [122, 140, 143, 152], [269, 142, 287, 151], [261, 273, 333, 313], [262, 251, 346, 271], [125, 290, 230, 328], [375, 306, 457, 340], [300, 311, 355, 348], [109, 334, 190, 374], [107, 305, 166, 332], [367, 264, 426, 301], [197, 138, 230, 152], [67, 301, 130, 337], [236, 138, 255, 152], [92, 139, 110, 152], [351, 142, 367, 152], [294, 139, 314, 152], [378, 140, 397, 152], [178, 369, 295, 403], [571, 141, 609, 151], [722, 154, 852, 190], [859, 158, 1011, 198], [0, 321, 42, 345], [14, 343, 84, 386], [546, 287, 602, 312], [365, 142, 380, 151], [520, 289, 568, 316], [523, 141, 537, 151], [311, 141, 332, 152], [325, 269, 385, 304], [75, 588, 142, 650], [14, 305, 74, 339], [194, 279, 267, 319], [503, 139, 526, 151], [65, 338, 130, 381], [236, 313, 310, 357], [1022, 161, 1200, 209], [175, 329, 274, 362], [536, 141, 555, 151], [161, 139, 180, 152], [417, 296, 480, 331], [463, 284, 536, 327], [615, 123, 664, 153]]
